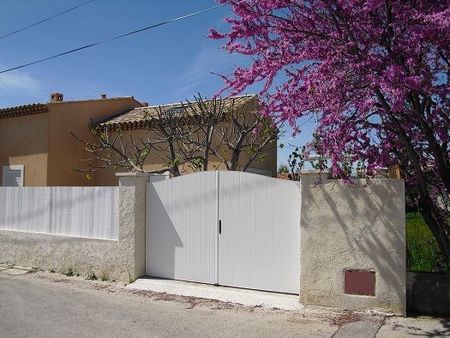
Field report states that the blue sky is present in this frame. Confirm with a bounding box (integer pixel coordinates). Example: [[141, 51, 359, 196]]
[[0, 0, 314, 167]]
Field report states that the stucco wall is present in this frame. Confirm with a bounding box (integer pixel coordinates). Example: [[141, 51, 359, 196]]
[[299, 175, 406, 315], [47, 97, 142, 186], [0, 231, 125, 279], [0, 113, 48, 186], [0, 97, 141, 187], [0, 174, 147, 282], [117, 173, 148, 278]]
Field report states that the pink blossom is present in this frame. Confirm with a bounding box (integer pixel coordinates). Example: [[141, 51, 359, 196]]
[[211, 2, 450, 256]]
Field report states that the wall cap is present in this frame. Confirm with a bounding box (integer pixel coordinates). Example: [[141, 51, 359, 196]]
[[115, 172, 152, 177], [299, 169, 331, 174]]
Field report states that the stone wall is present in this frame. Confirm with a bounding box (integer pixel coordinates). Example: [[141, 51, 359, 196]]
[[407, 272, 450, 316]]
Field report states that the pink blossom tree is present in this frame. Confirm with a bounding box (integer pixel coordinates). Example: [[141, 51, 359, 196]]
[[210, 0, 450, 266]]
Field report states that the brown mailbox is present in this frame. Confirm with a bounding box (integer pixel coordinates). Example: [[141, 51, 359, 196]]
[[344, 269, 376, 296]]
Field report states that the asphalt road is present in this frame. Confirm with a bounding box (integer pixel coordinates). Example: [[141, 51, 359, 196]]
[[0, 270, 448, 338]]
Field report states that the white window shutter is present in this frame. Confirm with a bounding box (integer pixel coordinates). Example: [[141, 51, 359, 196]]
[[2, 165, 24, 187]]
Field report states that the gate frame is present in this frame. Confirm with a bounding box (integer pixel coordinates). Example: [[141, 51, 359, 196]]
[[145, 170, 301, 293]]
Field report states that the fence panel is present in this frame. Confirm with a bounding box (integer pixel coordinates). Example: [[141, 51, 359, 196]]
[[0, 187, 118, 240], [146, 171, 301, 294]]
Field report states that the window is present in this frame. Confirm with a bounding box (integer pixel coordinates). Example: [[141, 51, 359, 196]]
[[166, 107, 184, 114], [2, 165, 24, 187]]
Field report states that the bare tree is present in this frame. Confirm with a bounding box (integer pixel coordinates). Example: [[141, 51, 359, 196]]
[[139, 104, 192, 176], [73, 94, 279, 177], [174, 94, 227, 172], [72, 127, 154, 175], [206, 98, 278, 171]]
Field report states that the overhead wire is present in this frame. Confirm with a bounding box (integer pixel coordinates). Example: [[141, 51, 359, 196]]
[[0, 3, 224, 74], [0, 0, 97, 40]]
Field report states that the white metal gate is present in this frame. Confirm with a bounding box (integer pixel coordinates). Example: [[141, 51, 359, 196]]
[[146, 171, 301, 294]]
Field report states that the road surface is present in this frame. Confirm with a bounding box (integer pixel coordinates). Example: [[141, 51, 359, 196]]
[[0, 269, 447, 337]]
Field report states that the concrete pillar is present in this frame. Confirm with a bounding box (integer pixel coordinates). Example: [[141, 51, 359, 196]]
[[117, 172, 150, 281], [299, 173, 406, 315]]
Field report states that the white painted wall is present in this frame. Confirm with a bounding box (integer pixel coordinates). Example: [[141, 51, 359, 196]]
[[0, 187, 119, 240]]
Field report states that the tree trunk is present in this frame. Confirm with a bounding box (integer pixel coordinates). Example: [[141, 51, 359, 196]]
[[417, 188, 450, 269], [391, 118, 450, 268]]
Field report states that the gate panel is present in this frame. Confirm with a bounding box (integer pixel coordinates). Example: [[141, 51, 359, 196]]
[[146, 172, 217, 283], [218, 172, 301, 294]]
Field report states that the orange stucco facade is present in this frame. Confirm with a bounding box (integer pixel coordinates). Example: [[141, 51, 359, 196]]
[[0, 96, 142, 186], [0, 113, 49, 186]]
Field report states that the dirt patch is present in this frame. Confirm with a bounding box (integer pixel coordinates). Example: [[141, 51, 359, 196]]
[[129, 288, 245, 310], [22, 270, 387, 324], [330, 311, 364, 326], [26, 271, 248, 312], [52, 279, 71, 283], [392, 323, 423, 331]]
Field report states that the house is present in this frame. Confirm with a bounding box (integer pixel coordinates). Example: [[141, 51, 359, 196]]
[[93, 94, 277, 185], [0, 93, 142, 186], [0, 93, 276, 187]]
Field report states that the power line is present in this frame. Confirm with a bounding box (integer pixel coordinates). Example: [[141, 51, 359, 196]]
[[0, 0, 97, 40], [0, 4, 224, 74]]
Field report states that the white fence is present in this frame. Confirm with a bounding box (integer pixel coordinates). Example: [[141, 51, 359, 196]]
[[0, 187, 119, 240]]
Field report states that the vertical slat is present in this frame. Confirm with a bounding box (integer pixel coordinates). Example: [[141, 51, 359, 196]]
[[146, 172, 217, 284], [218, 171, 301, 294], [0, 186, 119, 240], [215, 171, 219, 284]]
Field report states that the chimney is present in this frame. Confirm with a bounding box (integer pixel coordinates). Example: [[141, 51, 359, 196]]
[[100, 94, 107, 99], [50, 92, 63, 102]]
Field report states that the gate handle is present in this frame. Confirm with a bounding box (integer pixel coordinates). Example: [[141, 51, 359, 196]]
[[219, 220, 222, 234]]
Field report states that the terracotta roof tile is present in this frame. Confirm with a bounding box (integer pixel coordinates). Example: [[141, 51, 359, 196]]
[[0, 103, 49, 120], [277, 173, 291, 180], [98, 94, 257, 131]]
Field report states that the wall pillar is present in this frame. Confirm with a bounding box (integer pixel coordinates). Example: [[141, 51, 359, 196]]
[[299, 173, 406, 315], [117, 172, 149, 281]]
